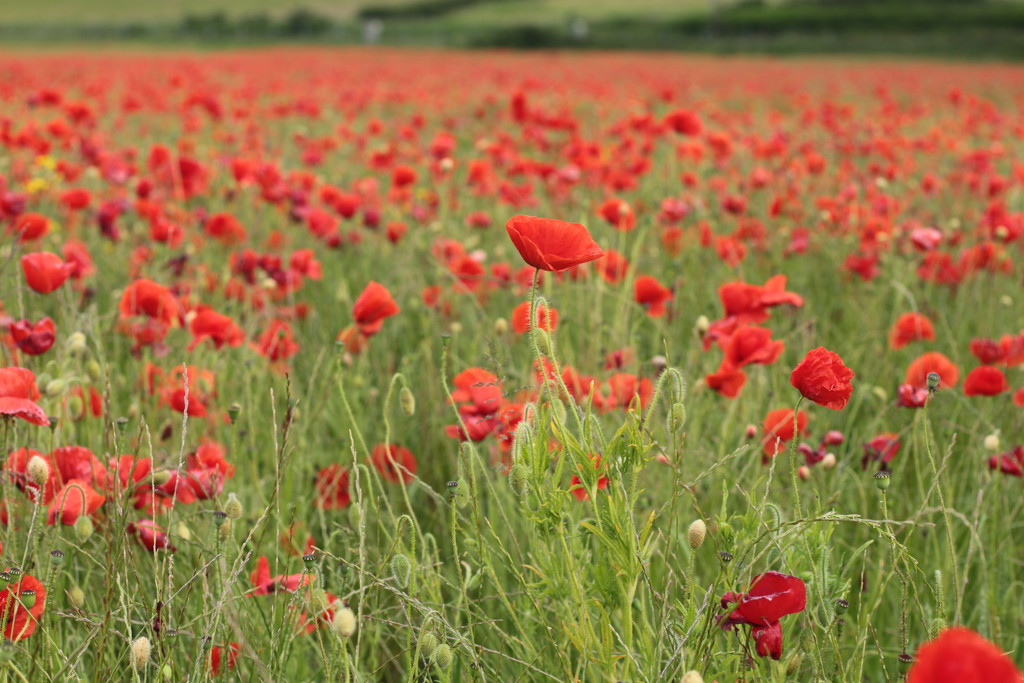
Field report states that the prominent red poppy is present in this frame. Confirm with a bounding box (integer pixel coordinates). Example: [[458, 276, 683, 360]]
[[511, 301, 558, 334], [352, 281, 400, 336], [908, 627, 1023, 683], [119, 279, 180, 327], [634, 276, 673, 317], [720, 571, 806, 660], [720, 326, 784, 368], [505, 215, 604, 272], [0, 367, 49, 426], [188, 309, 245, 350], [8, 317, 56, 356], [905, 352, 960, 389], [21, 252, 73, 294], [370, 444, 417, 484], [0, 573, 46, 640], [127, 519, 176, 552], [790, 347, 855, 410], [889, 313, 936, 350], [963, 366, 1010, 397], [706, 362, 747, 399], [46, 479, 105, 525]]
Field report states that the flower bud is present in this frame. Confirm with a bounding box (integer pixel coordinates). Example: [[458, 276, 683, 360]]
[[687, 519, 706, 550], [509, 464, 528, 496], [69, 585, 85, 608], [75, 515, 94, 542], [45, 378, 67, 398], [399, 387, 416, 416], [419, 631, 439, 658], [983, 433, 1001, 452], [131, 636, 151, 670], [874, 471, 891, 491], [224, 493, 243, 520], [494, 318, 508, 336], [27, 455, 50, 487], [682, 671, 704, 683], [431, 643, 453, 669], [669, 403, 686, 432], [151, 469, 173, 486], [798, 465, 811, 481], [390, 553, 412, 589], [820, 453, 837, 469], [694, 315, 710, 337], [217, 518, 233, 541], [86, 360, 102, 382], [175, 522, 191, 542], [332, 606, 357, 638], [67, 332, 88, 356], [744, 424, 757, 440]]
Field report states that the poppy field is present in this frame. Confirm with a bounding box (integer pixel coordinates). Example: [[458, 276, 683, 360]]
[[1, 48, 1024, 681]]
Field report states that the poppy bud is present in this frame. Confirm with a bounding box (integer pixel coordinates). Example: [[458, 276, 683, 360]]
[[419, 631, 439, 658], [785, 653, 800, 674], [399, 387, 416, 416], [224, 493, 243, 520], [820, 453, 837, 469], [67, 332, 88, 356], [175, 522, 191, 542], [0, 642, 15, 663], [86, 360, 102, 382], [509, 464, 528, 496], [75, 515, 94, 542], [131, 636, 151, 670], [390, 553, 412, 589], [1000, 295, 1013, 307], [798, 466, 811, 481], [50, 549, 65, 566], [873, 471, 891, 491], [332, 606, 356, 638], [687, 519, 706, 549], [926, 372, 940, 391], [897, 653, 913, 675], [744, 424, 757, 440], [45, 378, 67, 398], [151, 469, 173, 486], [217, 518, 233, 541], [494, 318, 508, 335], [227, 403, 241, 424], [431, 643, 453, 669], [682, 671, 704, 683], [27, 454, 50, 487], [694, 315, 710, 337], [983, 433, 1000, 452], [19, 590, 36, 609], [929, 617, 946, 638], [69, 585, 85, 608], [670, 403, 686, 432]]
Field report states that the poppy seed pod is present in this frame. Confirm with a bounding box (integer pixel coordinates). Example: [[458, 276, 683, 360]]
[[227, 403, 241, 424], [897, 653, 913, 675], [27, 454, 50, 487], [131, 636, 151, 670], [874, 471, 891, 491], [50, 549, 65, 566], [926, 372, 941, 391], [431, 643, 453, 669], [688, 519, 706, 549], [332, 606, 357, 638], [19, 590, 36, 609], [399, 387, 416, 416], [390, 553, 412, 589]]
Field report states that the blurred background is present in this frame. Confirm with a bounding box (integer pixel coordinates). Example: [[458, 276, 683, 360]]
[[2, 0, 1024, 57]]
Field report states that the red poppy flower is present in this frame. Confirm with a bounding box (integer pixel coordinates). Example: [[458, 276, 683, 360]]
[[862, 433, 901, 470], [0, 573, 46, 640], [595, 250, 629, 284], [211, 643, 241, 676], [11, 212, 49, 242], [511, 301, 558, 334], [315, 464, 351, 509], [720, 571, 806, 660], [988, 446, 1023, 477], [706, 362, 747, 399], [762, 408, 809, 458], [188, 309, 245, 350], [1015, 387, 1024, 407], [889, 313, 936, 350], [46, 479, 105, 525], [119, 279, 181, 327], [897, 383, 930, 408], [204, 212, 247, 244], [718, 275, 804, 323], [0, 367, 49, 426], [634, 276, 673, 317], [21, 252, 73, 294], [352, 281, 400, 335], [908, 627, 1023, 683], [8, 317, 55, 356], [905, 352, 960, 389], [720, 326, 785, 368], [249, 555, 311, 595], [505, 215, 604, 272], [963, 366, 1010, 397], [127, 519, 176, 552], [254, 320, 299, 362], [597, 198, 636, 232], [663, 109, 703, 136], [570, 454, 609, 501], [790, 347, 855, 410], [370, 444, 417, 484]]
